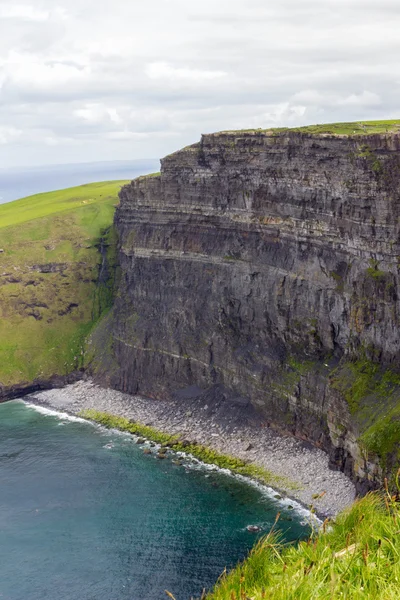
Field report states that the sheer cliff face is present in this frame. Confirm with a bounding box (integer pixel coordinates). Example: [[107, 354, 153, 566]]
[[93, 131, 400, 487]]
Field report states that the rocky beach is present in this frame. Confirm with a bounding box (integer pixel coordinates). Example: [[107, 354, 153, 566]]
[[27, 379, 356, 518]]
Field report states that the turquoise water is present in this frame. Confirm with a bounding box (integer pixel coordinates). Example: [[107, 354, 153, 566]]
[[0, 401, 310, 600]]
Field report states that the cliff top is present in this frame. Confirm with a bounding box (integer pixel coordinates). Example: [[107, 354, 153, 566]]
[[215, 119, 400, 137], [162, 119, 400, 162]]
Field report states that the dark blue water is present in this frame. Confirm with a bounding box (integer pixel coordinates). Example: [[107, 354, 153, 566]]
[[0, 160, 159, 205], [0, 401, 310, 600]]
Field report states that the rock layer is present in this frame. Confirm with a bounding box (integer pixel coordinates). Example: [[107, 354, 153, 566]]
[[91, 130, 400, 490]]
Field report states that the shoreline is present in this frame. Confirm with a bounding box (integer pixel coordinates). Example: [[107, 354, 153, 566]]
[[24, 379, 356, 518]]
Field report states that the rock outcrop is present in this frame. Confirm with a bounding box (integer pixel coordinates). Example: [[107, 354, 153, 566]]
[[90, 130, 400, 490]]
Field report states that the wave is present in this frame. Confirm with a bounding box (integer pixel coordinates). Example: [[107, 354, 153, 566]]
[[22, 401, 88, 424]]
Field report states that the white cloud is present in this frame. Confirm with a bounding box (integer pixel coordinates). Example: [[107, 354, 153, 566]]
[[0, 4, 50, 21], [0, 3, 67, 22], [145, 62, 227, 82], [339, 91, 381, 107], [0, 126, 23, 144], [74, 103, 123, 125], [0, 0, 399, 167]]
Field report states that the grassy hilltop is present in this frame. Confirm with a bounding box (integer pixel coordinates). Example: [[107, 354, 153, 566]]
[[0, 181, 127, 389], [220, 119, 400, 136]]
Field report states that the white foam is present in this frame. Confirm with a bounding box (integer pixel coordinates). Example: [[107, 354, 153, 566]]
[[176, 452, 321, 526], [23, 402, 88, 424]]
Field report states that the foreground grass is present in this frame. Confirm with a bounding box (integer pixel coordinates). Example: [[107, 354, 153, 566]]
[[208, 482, 400, 600], [0, 181, 127, 387], [79, 409, 299, 491]]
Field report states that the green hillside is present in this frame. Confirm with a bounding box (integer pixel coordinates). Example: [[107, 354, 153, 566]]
[[0, 181, 127, 388]]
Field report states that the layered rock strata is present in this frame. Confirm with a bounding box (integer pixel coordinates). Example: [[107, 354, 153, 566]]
[[91, 130, 400, 490]]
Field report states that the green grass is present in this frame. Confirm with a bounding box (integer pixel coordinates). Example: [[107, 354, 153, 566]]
[[0, 181, 127, 387], [218, 120, 400, 137], [79, 409, 300, 491], [207, 481, 400, 599], [289, 120, 400, 136]]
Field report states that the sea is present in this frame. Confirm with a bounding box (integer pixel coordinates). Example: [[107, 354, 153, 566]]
[[0, 160, 160, 206], [0, 401, 311, 600]]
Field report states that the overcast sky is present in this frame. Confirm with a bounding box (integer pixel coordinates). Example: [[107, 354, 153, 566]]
[[0, 0, 399, 168]]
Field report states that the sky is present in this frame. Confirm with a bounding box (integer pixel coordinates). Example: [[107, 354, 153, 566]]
[[0, 0, 399, 168]]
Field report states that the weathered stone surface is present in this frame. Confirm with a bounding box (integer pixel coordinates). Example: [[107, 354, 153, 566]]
[[91, 130, 400, 489]]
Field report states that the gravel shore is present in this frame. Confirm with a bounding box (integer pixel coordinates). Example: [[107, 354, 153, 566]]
[[27, 379, 356, 517]]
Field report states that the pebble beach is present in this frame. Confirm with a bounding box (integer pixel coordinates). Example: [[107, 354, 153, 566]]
[[27, 379, 356, 517]]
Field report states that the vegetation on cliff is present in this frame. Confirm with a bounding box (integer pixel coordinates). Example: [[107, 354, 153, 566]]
[[331, 359, 400, 476], [0, 181, 126, 389]]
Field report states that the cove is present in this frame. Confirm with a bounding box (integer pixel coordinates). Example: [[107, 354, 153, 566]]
[[0, 401, 310, 600]]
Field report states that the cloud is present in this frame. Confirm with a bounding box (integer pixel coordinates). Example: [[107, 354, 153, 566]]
[[73, 103, 123, 125], [145, 62, 227, 82], [0, 3, 67, 22], [0, 126, 22, 144], [339, 91, 381, 107], [0, 0, 399, 167], [0, 4, 51, 22]]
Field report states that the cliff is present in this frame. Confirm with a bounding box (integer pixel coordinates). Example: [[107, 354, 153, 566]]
[[89, 127, 400, 489]]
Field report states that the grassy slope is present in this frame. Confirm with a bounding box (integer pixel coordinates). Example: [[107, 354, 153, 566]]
[[221, 119, 400, 136], [0, 181, 127, 387], [208, 487, 400, 599]]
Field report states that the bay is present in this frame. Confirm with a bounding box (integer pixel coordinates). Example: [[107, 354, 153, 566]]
[[0, 401, 310, 600]]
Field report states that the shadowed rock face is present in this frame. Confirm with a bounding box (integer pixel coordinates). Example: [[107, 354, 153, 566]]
[[92, 130, 400, 490]]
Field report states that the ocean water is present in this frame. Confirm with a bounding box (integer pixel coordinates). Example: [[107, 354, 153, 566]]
[[0, 160, 160, 205], [0, 401, 310, 600]]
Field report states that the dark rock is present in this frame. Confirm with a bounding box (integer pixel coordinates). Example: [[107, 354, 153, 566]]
[[0, 371, 84, 403], [90, 130, 400, 490], [246, 525, 261, 533]]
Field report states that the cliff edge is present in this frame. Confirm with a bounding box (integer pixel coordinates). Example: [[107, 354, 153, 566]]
[[89, 126, 400, 490]]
